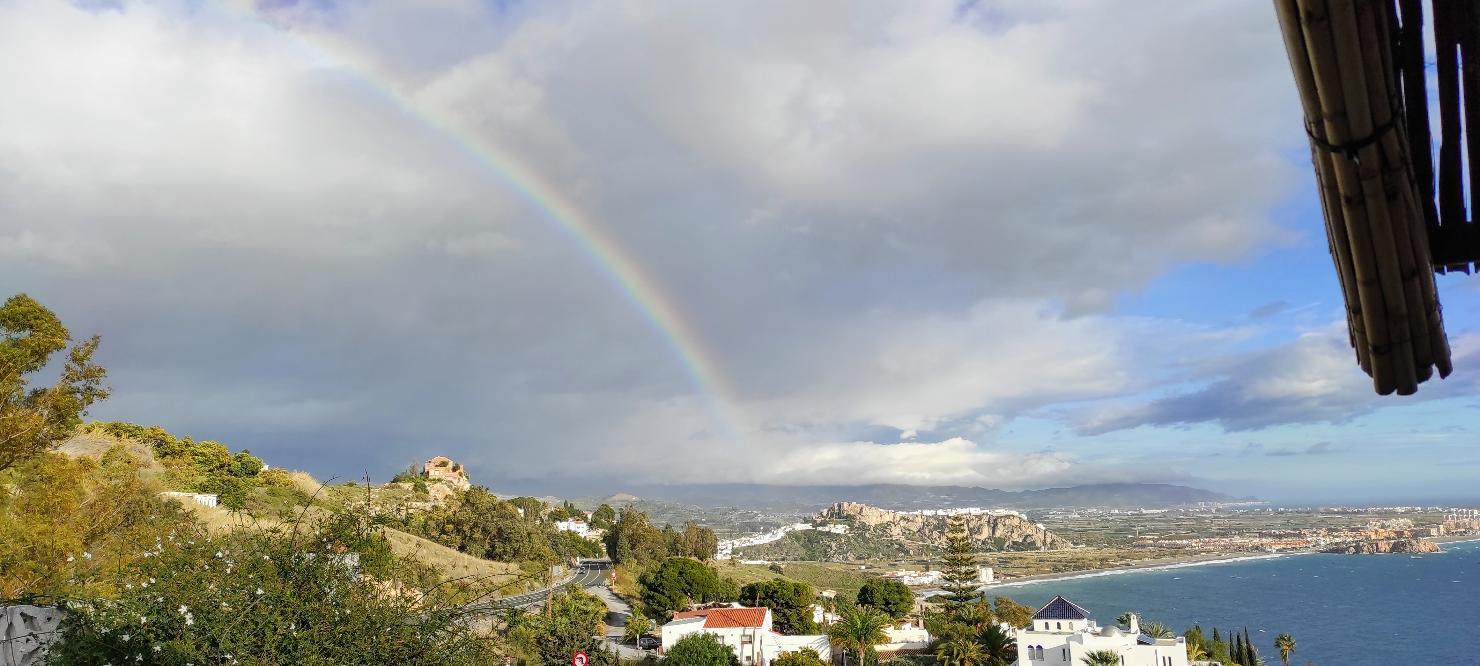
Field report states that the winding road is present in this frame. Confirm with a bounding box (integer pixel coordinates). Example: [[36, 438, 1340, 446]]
[[477, 561, 612, 610]]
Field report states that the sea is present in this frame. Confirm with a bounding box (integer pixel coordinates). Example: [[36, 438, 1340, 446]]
[[984, 539, 1480, 665]]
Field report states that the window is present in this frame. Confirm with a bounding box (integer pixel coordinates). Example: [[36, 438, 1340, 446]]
[[1056, 622, 1062, 630]]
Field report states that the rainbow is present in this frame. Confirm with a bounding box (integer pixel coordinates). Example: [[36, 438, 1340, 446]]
[[207, 1, 746, 441]]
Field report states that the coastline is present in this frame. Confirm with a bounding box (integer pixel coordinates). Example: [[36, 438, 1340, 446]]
[[1431, 534, 1480, 545], [978, 550, 1308, 590], [977, 535, 1480, 590]]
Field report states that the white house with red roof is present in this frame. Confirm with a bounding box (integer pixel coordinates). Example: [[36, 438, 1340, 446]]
[[1015, 596, 1189, 666], [659, 606, 830, 666]]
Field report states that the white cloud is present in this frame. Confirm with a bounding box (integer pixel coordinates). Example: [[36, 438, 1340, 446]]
[[0, 0, 1401, 490]]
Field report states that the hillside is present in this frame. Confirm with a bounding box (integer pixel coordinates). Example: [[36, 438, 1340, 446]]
[[737, 502, 1072, 560], [56, 426, 537, 598], [607, 482, 1249, 511]]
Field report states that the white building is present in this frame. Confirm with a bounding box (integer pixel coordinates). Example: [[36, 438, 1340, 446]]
[[879, 624, 932, 654], [554, 519, 595, 538], [160, 492, 218, 508], [659, 607, 831, 666], [1016, 596, 1188, 666]]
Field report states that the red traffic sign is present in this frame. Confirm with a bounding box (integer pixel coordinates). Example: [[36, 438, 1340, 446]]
[[572, 651, 589, 666]]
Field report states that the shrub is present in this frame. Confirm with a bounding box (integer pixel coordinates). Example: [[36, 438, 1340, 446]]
[[0, 448, 185, 600], [664, 632, 739, 666], [51, 512, 496, 665], [773, 648, 828, 666]]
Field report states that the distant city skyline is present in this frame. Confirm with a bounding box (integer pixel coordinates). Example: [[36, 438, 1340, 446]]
[[3, 0, 1477, 504]]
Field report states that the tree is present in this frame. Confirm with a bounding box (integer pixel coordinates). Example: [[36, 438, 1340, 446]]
[[639, 557, 738, 619], [772, 648, 828, 666], [991, 596, 1034, 630], [1141, 621, 1174, 639], [591, 504, 616, 530], [934, 635, 985, 666], [1242, 627, 1260, 666], [1274, 632, 1296, 666], [958, 600, 995, 631], [976, 624, 1015, 666], [0, 294, 109, 473], [507, 587, 614, 666], [0, 445, 187, 599], [403, 487, 554, 563], [509, 496, 547, 522], [939, 516, 980, 616], [680, 521, 719, 560], [606, 508, 669, 566], [665, 632, 740, 666], [827, 605, 890, 666], [1080, 650, 1121, 666], [624, 609, 654, 644], [1184, 626, 1208, 662], [855, 578, 914, 620], [740, 579, 817, 635]]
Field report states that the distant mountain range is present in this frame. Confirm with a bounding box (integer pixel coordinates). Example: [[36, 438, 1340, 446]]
[[603, 482, 1252, 511]]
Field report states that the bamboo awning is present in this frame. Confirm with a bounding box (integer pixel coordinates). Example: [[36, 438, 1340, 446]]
[[1274, 0, 1479, 395]]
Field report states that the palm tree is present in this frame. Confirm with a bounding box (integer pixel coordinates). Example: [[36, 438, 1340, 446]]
[[1274, 633, 1296, 665], [976, 624, 1015, 666], [1140, 622, 1174, 639], [1186, 643, 1209, 662], [959, 600, 995, 631], [622, 609, 652, 644], [1115, 612, 1135, 627], [1080, 650, 1122, 666], [828, 605, 890, 666], [935, 635, 985, 666]]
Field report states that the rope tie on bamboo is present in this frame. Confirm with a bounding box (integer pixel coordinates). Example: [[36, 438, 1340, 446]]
[[1305, 117, 1398, 165]]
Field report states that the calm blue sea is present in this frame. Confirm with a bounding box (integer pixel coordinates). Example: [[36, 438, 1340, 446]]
[[986, 540, 1480, 665]]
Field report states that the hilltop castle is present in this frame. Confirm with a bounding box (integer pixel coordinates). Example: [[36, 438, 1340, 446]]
[[423, 456, 470, 489]]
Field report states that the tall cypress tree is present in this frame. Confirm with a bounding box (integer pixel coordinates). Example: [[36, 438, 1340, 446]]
[[1233, 632, 1244, 664], [939, 516, 982, 616], [1243, 627, 1258, 666]]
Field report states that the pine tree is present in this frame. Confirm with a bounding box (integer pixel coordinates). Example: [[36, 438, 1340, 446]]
[[939, 515, 982, 617], [1243, 627, 1259, 666]]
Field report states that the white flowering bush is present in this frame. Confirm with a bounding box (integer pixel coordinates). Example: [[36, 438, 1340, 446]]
[[51, 514, 497, 665]]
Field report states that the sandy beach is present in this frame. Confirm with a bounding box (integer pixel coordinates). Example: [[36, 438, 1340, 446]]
[[977, 550, 1308, 590], [975, 533, 1480, 590]]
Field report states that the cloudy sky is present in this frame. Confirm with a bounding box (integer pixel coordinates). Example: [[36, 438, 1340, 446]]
[[5, 0, 1479, 504]]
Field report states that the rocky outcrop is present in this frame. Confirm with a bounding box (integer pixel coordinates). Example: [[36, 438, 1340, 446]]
[[818, 502, 1072, 551], [1321, 538, 1441, 554]]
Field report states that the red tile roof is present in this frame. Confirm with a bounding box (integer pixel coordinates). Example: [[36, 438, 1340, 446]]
[[703, 608, 769, 628], [671, 609, 715, 621]]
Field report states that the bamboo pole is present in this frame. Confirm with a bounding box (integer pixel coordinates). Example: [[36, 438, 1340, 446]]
[[1274, 0, 1453, 392], [1275, 0, 1372, 372], [1355, 0, 1434, 381], [1299, 0, 1402, 393]]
